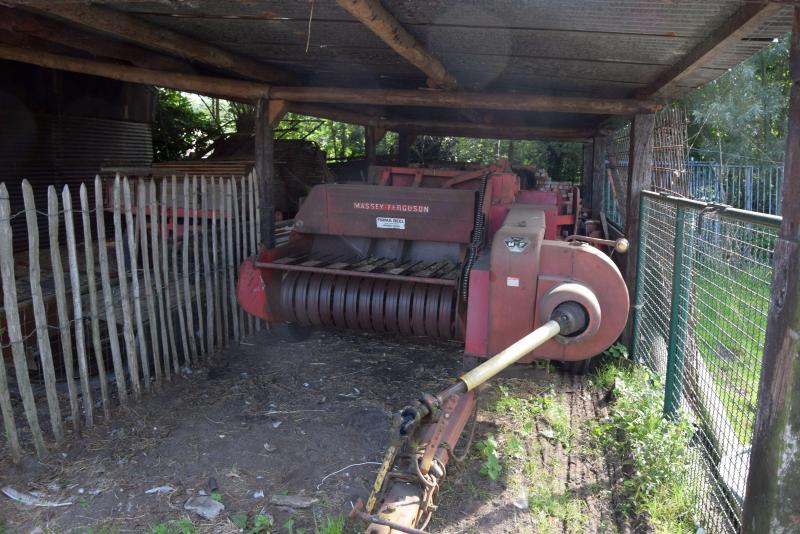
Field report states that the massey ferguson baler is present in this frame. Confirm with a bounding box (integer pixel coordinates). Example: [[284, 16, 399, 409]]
[[237, 161, 628, 533]]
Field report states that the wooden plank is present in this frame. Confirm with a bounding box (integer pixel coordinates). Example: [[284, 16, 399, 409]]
[[224, 179, 237, 343], [81, 183, 110, 417], [6, 183, 46, 454], [192, 176, 206, 356], [22, 182, 65, 441], [741, 8, 800, 532], [62, 185, 94, 428], [241, 176, 253, 336], [212, 178, 223, 348], [201, 177, 214, 353], [95, 177, 128, 404], [137, 181, 161, 385], [172, 176, 189, 367], [160, 180, 179, 375], [29, 3, 295, 83], [288, 102, 598, 140], [248, 172, 259, 333], [622, 114, 655, 349], [232, 178, 245, 339], [114, 177, 142, 398], [150, 181, 172, 380], [0, 44, 659, 116], [0, 6, 194, 73], [640, 2, 783, 97], [181, 176, 198, 363], [122, 178, 150, 391], [336, 0, 459, 90], [0, 331, 22, 461]]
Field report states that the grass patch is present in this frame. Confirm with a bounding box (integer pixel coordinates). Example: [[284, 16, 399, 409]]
[[692, 264, 770, 442], [484, 380, 587, 531], [314, 515, 345, 534], [528, 488, 588, 534], [151, 518, 196, 534], [593, 358, 696, 533]]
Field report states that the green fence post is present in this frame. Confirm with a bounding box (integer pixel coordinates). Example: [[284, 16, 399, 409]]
[[630, 196, 648, 362], [664, 206, 693, 419]]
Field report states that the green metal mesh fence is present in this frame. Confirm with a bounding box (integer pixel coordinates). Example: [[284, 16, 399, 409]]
[[632, 192, 777, 533]]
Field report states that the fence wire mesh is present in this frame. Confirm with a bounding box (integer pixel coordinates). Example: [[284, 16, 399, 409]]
[[632, 193, 776, 533]]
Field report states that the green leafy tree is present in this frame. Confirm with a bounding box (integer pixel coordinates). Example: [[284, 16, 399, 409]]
[[679, 34, 791, 164], [152, 89, 217, 161]]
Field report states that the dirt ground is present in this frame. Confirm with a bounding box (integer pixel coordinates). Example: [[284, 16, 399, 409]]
[[0, 329, 619, 534]]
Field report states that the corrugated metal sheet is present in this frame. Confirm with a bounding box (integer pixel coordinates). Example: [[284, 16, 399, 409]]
[[0, 110, 153, 250], [105, 0, 794, 102]]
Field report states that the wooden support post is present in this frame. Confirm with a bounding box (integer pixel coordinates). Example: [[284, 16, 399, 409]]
[[365, 125, 377, 165], [622, 114, 655, 349], [256, 99, 276, 249], [741, 7, 800, 532], [398, 133, 416, 166], [591, 136, 608, 221], [268, 99, 289, 129]]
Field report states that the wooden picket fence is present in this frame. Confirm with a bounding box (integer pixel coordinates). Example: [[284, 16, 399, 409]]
[[0, 172, 263, 461]]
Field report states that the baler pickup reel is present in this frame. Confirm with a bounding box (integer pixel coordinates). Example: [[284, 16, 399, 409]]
[[236, 161, 630, 533]]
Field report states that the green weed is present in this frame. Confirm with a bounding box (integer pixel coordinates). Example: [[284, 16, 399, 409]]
[[246, 512, 273, 534], [315, 515, 345, 534], [151, 518, 197, 534], [476, 435, 502, 480], [592, 362, 696, 532]]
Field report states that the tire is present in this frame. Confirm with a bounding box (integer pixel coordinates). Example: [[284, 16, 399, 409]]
[[270, 322, 313, 342], [560, 356, 599, 375]]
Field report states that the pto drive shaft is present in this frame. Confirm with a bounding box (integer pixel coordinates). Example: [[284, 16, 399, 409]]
[[400, 301, 586, 437]]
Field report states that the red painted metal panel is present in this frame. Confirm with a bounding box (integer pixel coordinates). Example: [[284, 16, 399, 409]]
[[295, 184, 476, 243]]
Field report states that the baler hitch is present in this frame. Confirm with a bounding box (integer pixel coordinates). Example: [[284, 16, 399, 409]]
[[357, 301, 586, 533]]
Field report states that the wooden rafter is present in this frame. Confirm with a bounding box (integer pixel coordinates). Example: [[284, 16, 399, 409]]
[[286, 103, 599, 141], [0, 43, 658, 117], [0, 7, 194, 73], [336, 0, 460, 90], [640, 2, 784, 97], [26, 3, 296, 83]]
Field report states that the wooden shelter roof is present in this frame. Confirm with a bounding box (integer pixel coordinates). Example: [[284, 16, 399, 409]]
[[0, 1, 795, 139]]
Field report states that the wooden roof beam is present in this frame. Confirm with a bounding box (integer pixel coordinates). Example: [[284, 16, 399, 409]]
[[25, 2, 296, 84], [640, 2, 784, 98], [336, 0, 460, 90], [0, 7, 194, 73], [286, 103, 599, 141], [0, 44, 658, 116]]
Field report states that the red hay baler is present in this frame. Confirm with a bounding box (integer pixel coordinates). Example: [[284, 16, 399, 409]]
[[237, 160, 628, 533]]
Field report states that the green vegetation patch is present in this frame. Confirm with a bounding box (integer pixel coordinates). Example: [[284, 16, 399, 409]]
[[593, 356, 697, 533]]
